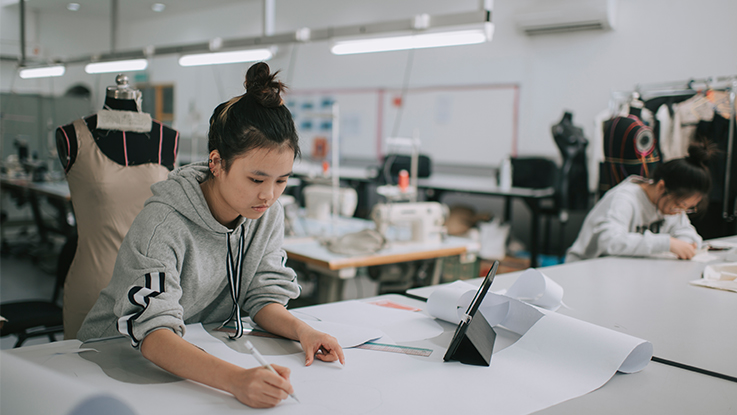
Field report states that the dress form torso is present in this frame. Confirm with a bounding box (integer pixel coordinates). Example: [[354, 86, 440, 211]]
[[56, 78, 178, 339], [552, 112, 589, 211], [56, 97, 179, 171]]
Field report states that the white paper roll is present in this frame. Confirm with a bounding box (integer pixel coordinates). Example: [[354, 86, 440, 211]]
[[426, 280, 477, 324], [505, 268, 564, 311]]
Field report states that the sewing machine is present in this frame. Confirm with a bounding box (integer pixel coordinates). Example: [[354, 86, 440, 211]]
[[371, 201, 448, 245], [303, 185, 358, 221]]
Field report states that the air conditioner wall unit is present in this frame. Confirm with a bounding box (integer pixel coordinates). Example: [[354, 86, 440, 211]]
[[514, 0, 616, 35]]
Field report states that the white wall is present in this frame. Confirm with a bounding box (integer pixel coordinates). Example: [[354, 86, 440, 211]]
[[2, 0, 736, 166]]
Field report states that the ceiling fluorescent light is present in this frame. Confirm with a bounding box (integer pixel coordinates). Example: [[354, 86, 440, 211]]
[[331, 28, 490, 55], [85, 59, 148, 74], [178, 49, 273, 67], [19, 65, 66, 79]]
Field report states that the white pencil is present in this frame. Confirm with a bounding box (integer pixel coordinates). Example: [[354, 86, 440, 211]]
[[244, 340, 300, 403]]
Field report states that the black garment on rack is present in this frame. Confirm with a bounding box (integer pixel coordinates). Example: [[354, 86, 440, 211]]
[[690, 112, 737, 239], [644, 93, 697, 154], [644, 93, 697, 116], [698, 112, 735, 202]]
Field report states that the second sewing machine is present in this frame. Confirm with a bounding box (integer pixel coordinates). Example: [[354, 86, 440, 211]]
[[371, 201, 448, 246]]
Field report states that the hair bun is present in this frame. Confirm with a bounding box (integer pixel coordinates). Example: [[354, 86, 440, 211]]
[[686, 139, 718, 167], [244, 62, 285, 108]]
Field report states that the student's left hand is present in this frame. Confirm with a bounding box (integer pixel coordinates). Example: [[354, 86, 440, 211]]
[[296, 327, 345, 366]]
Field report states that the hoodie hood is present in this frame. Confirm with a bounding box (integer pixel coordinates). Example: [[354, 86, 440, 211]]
[[146, 161, 246, 234]]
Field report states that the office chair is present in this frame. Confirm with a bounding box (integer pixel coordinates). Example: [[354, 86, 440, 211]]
[[0, 234, 76, 347], [510, 157, 568, 261]]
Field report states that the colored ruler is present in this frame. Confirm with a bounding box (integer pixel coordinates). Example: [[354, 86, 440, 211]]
[[355, 341, 433, 357]]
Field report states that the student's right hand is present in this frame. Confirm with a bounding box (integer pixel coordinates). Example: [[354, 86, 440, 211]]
[[229, 364, 294, 408], [670, 237, 697, 260]]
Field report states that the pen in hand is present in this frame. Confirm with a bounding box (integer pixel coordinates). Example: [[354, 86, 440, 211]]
[[244, 340, 300, 403]]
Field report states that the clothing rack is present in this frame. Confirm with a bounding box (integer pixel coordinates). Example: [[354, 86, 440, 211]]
[[635, 75, 736, 98], [611, 75, 737, 219]]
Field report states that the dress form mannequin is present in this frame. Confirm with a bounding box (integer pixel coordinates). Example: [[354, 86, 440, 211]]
[[601, 93, 660, 192], [56, 74, 179, 339], [551, 111, 589, 213]]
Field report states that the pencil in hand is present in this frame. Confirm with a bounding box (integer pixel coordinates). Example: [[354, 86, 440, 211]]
[[244, 340, 300, 403]]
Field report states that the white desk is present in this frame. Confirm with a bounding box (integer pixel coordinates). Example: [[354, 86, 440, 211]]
[[0, 177, 75, 245], [408, 243, 737, 381], [3, 294, 736, 415], [284, 219, 474, 303], [290, 161, 556, 267], [533, 360, 736, 415], [418, 173, 555, 199]]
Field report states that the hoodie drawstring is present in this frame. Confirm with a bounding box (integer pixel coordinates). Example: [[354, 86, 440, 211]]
[[220, 224, 246, 339]]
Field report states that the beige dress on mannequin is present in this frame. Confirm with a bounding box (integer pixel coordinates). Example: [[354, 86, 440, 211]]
[[63, 119, 169, 339]]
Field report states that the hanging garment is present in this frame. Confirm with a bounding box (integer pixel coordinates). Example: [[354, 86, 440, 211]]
[[689, 111, 737, 239], [696, 112, 736, 202], [643, 91, 696, 161], [63, 118, 171, 339], [675, 92, 717, 145], [600, 114, 661, 192]]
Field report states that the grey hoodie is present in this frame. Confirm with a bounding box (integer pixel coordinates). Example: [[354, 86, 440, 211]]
[[77, 162, 300, 346], [565, 175, 702, 262]]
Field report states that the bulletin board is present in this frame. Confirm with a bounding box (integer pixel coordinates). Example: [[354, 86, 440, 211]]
[[285, 89, 381, 162], [286, 83, 519, 168]]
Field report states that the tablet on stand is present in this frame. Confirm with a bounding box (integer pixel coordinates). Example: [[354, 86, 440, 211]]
[[443, 260, 499, 366]]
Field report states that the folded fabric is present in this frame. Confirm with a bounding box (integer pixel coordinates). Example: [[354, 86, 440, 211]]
[[690, 262, 737, 293]]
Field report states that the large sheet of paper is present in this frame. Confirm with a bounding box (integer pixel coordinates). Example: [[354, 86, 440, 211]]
[[293, 299, 444, 343]]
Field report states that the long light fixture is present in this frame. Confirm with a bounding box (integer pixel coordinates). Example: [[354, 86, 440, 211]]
[[14, 5, 491, 76], [331, 26, 492, 55], [19, 65, 66, 79], [178, 49, 273, 67], [84, 59, 148, 74]]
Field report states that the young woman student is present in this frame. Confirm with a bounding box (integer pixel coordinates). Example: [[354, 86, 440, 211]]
[[78, 62, 344, 408], [566, 142, 713, 262]]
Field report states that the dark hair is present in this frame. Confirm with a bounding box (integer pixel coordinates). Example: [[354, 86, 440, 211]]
[[651, 141, 715, 201], [207, 62, 300, 173]]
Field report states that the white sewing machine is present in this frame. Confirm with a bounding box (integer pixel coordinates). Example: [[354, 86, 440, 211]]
[[371, 202, 448, 245], [303, 184, 358, 221]]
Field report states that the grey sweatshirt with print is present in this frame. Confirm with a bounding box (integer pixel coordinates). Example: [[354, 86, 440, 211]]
[[77, 162, 300, 345], [565, 175, 702, 262]]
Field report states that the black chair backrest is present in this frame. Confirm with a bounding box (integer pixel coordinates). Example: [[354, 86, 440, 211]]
[[511, 157, 558, 189], [377, 154, 432, 185]]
